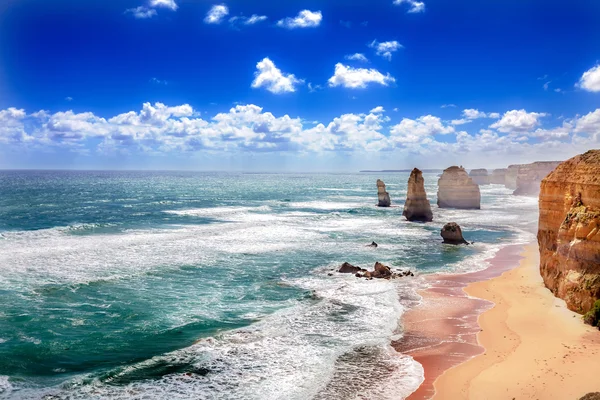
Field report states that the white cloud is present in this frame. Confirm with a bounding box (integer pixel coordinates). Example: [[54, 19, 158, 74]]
[[489, 109, 548, 133], [543, 81, 551, 91], [345, 53, 369, 62], [327, 63, 395, 89], [393, 0, 425, 13], [276, 10, 322, 29], [251, 58, 303, 94], [205, 4, 229, 24], [461, 109, 500, 120], [370, 106, 385, 113], [65, 97, 73, 102], [126, 6, 157, 19], [574, 109, 600, 138], [150, 0, 178, 10], [307, 83, 323, 93], [578, 64, 600, 92], [451, 119, 471, 125], [488, 112, 500, 119], [531, 122, 573, 139], [441, 104, 456, 108], [245, 14, 267, 25], [369, 40, 403, 61], [390, 115, 454, 144]]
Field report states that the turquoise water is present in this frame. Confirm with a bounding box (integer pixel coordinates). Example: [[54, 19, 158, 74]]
[[0, 171, 538, 399]]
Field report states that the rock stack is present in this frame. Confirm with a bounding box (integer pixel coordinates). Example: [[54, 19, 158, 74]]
[[376, 179, 391, 207], [437, 166, 481, 209], [402, 168, 433, 222], [469, 169, 489, 185], [514, 161, 562, 196], [490, 168, 507, 184], [441, 222, 468, 245], [505, 164, 521, 189], [538, 150, 600, 314]]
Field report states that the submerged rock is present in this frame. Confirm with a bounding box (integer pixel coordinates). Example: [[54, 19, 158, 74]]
[[437, 166, 481, 209], [402, 168, 433, 222], [538, 150, 600, 314], [441, 222, 468, 245], [376, 179, 391, 207]]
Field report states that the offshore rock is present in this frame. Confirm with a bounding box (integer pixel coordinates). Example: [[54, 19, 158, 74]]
[[490, 168, 507, 184], [469, 169, 490, 185], [513, 161, 561, 196], [437, 166, 481, 209], [505, 164, 521, 190], [441, 222, 469, 245], [402, 168, 433, 222], [338, 262, 363, 274], [377, 179, 391, 207], [538, 150, 600, 313]]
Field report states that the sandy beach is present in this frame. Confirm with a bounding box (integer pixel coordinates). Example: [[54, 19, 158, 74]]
[[399, 243, 600, 399]]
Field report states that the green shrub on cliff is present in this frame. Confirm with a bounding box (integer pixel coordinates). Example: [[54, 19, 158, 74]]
[[583, 300, 600, 329]]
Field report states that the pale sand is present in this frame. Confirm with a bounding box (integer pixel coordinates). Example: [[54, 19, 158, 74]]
[[433, 243, 600, 399]]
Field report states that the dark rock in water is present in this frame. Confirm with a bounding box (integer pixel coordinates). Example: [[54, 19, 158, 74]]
[[441, 222, 468, 245], [579, 394, 600, 400], [372, 262, 392, 278], [376, 179, 391, 207], [338, 262, 362, 273], [366, 241, 378, 248]]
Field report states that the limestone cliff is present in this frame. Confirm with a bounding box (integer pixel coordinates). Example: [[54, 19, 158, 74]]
[[437, 166, 481, 209], [490, 168, 507, 184], [538, 150, 600, 313], [402, 168, 433, 222], [377, 179, 391, 207], [513, 161, 561, 196], [469, 168, 489, 185], [505, 164, 521, 190]]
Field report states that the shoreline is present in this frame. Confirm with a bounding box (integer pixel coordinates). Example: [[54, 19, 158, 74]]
[[397, 242, 600, 399]]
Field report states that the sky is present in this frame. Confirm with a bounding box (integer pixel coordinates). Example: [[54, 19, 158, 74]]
[[0, 0, 599, 171]]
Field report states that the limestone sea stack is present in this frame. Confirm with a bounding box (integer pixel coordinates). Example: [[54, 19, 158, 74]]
[[514, 161, 561, 196], [538, 150, 600, 313], [469, 168, 489, 185], [402, 168, 433, 222], [490, 168, 507, 184], [437, 166, 481, 209], [376, 179, 391, 207], [505, 164, 521, 189], [441, 222, 468, 245]]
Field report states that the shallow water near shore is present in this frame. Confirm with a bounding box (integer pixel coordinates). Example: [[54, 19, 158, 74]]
[[0, 171, 537, 399]]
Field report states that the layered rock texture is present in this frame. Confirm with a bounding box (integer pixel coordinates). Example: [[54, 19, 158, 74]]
[[402, 168, 433, 222], [376, 179, 391, 207], [441, 222, 468, 244], [469, 168, 489, 185], [437, 166, 481, 209], [513, 161, 561, 196], [538, 150, 600, 314], [490, 168, 507, 184]]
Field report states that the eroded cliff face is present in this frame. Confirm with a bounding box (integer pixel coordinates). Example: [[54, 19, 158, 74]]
[[469, 169, 490, 185], [514, 161, 561, 196], [437, 166, 481, 209], [505, 164, 521, 190], [403, 168, 433, 222], [377, 179, 391, 207], [490, 168, 507, 185], [538, 150, 600, 313]]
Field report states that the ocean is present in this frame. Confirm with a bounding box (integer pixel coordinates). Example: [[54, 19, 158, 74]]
[[0, 170, 538, 399]]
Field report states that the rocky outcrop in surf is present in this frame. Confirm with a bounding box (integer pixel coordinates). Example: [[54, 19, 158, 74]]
[[490, 168, 507, 184], [402, 168, 433, 222], [514, 161, 561, 196], [377, 179, 391, 207], [338, 262, 363, 274], [469, 169, 489, 185], [338, 262, 414, 279], [437, 166, 481, 209], [538, 150, 600, 314], [441, 222, 468, 245]]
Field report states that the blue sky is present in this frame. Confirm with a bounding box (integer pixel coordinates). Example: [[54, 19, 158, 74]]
[[0, 0, 599, 171]]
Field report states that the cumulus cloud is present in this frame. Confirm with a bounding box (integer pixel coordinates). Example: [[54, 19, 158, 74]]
[[370, 106, 385, 113], [578, 64, 600, 92], [489, 109, 548, 133], [390, 115, 454, 144], [251, 58, 303, 94], [125, 6, 158, 19], [369, 40, 403, 61], [205, 4, 229, 24], [276, 10, 322, 29], [451, 119, 471, 125], [345, 53, 369, 62], [328, 64, 395, 89], [150, 0, 178, 10], [393, 0, 425, 13], [462, 109, 500, 120]]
